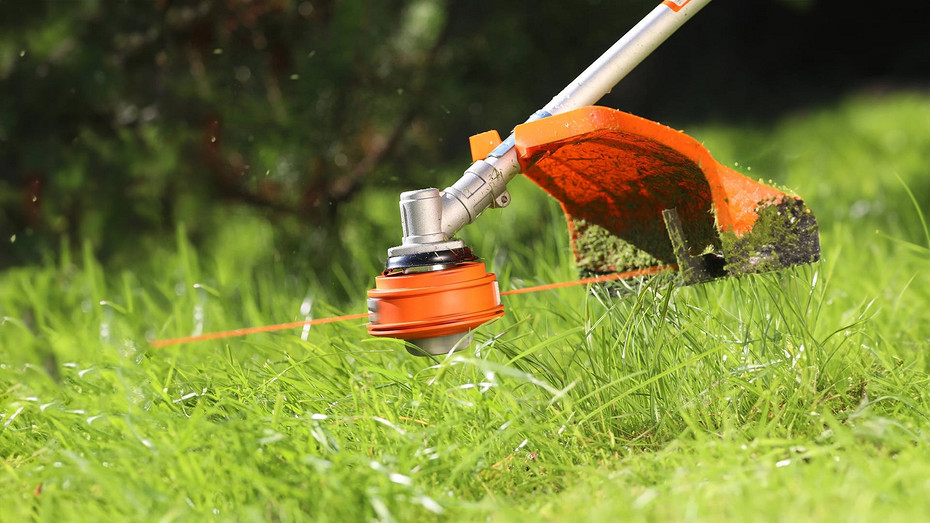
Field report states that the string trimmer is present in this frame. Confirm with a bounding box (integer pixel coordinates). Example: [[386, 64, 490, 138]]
[[366, 0, 821, 355]]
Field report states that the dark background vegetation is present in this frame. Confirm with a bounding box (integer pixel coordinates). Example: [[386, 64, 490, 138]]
[[1, 0, 928, 270]]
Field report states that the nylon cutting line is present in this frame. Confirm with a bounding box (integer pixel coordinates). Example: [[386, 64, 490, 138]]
[[150, 264, 675, 348]]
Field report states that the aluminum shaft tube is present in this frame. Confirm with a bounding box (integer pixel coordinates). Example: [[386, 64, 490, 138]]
[[541, 0, 710, 116]]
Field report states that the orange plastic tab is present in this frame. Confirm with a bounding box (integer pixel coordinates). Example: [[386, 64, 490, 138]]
[[469, 130, 503, 162], [663, 0, 691, 12], [368, 262, 504, 340]]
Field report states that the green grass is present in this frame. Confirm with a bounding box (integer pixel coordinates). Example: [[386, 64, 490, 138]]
[[2, 92, 930, 521]]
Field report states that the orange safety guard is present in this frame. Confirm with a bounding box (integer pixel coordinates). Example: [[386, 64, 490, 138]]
[[467, 106, 792, 271], [368, 262, 504, 340], [512, 106, 785, 235]]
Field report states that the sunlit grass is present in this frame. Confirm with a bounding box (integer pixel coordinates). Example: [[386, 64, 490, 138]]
[[2, 93, 929, 521]]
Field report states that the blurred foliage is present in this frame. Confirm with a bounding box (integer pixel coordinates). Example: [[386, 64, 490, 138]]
[[0, 0, 927, 270], [1, 0, 460, 268]]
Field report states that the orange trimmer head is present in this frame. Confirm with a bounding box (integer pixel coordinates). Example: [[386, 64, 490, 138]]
[[471, 106, 820, 284], [367, 261, 504, 355]]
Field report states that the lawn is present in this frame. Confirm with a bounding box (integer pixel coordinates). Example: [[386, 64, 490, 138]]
[[2, 92, 929, 521]]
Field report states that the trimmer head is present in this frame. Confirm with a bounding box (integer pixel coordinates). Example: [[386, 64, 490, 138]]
[[367, 260, 504, 356], [369, 106, 821, 354]]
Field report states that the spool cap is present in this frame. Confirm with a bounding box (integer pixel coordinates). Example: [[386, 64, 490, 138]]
[[367, 262, 504, 355]]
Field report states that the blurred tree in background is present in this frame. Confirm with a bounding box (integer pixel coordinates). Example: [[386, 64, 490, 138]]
[[1, 0, 927, 269], [1, 0, 462, 268]]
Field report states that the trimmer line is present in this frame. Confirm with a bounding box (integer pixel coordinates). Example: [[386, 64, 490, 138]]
[[151, 264, 675, 348]]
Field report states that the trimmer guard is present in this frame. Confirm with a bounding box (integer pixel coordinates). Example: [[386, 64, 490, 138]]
[[471, 106, 820, 283]]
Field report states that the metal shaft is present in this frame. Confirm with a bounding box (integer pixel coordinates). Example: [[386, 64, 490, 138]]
[[541, 0, 710, 116], [392, 0, 711, 255]]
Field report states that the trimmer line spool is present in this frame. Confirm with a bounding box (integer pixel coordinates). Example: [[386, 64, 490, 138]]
[[367, 261, 505, 355]]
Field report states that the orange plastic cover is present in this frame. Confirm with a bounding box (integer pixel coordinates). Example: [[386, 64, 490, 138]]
[[509, 106, 788, 271], [368, 262, 504, 340]]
